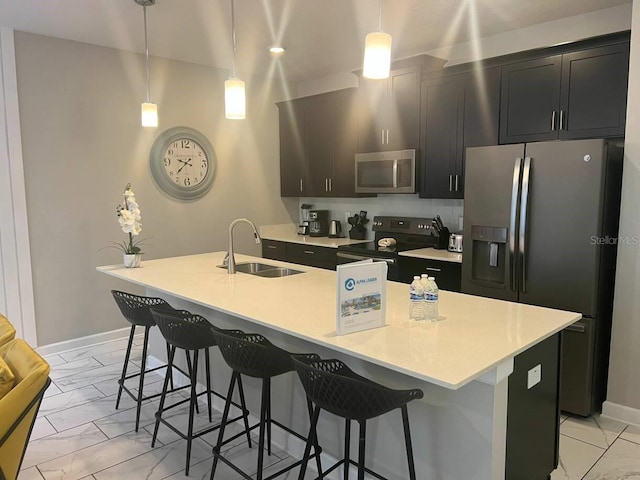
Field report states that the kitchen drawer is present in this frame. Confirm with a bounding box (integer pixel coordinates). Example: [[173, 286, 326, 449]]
[[261, 239, 287, 261], [397, 256, 461, 292], [286, 243, 337, 270]]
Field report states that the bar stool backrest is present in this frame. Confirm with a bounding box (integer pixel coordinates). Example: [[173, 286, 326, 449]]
[[209, 328, 294, 379], [149, 309, 217, 350], [111, 290, 172, 328], [292, 355, 424, 421]]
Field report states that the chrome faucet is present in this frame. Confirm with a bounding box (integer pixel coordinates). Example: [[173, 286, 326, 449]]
[[225, 218, 261, 274]]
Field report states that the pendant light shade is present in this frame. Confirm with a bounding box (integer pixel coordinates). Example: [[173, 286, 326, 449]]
[[225, 0, 245, 119], [141, 102, 158, 127], [363, 31, 392, 79], [225, 78, 246, 120], [135, 0, 157, 127], [363, 0, 392, 79]]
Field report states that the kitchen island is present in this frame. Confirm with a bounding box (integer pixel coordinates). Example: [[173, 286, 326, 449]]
[[97, 252, 579, 480]]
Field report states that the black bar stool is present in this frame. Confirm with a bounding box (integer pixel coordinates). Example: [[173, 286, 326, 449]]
[[208, 329, 322, 480], [292, 355, 424, 480], [149, 308, 252, 475], [111, 290, 193, 432]]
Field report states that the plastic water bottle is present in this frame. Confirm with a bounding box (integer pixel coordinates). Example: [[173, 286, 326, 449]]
[[424, 276, 439, 322], [409, 276, 424, 321]]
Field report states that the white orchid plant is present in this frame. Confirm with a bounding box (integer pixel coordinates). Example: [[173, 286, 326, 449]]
[[113, 183, 144, 254]]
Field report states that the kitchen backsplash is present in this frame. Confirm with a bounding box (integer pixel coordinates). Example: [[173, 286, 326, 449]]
[[298, 195, 464, 233]]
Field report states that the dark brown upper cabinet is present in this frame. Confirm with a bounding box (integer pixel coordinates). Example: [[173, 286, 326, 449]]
[[277, 88, 361, 198], [500, 41, 629, 144], [420, 67, 501, 199], [357, 65, 422, 153]]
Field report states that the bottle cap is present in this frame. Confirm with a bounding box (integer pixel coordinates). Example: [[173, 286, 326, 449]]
[[421, 273, 428, 278], [428, 276, 435, 280], [413, 276, 420, 280]]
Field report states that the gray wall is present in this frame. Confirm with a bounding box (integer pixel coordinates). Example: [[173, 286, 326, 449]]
[[14, 32, 296, 346], [607, 0, 640, 415]]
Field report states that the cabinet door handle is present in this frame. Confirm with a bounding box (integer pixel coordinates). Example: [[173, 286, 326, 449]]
[[455, 175, 459, 192], [381, 129, 385, 145], [303, 250, 315, 255], [300, 178, 303, 192], [426, 267, 442, 272], [325, 178, 328, 191], [386, 129, 389, 144], [267, 245, 277, 249], [329, 178, 332, 191], [551, 111, 557, 131], [559, 110, 565, 130], [449, 174, 453, 192]]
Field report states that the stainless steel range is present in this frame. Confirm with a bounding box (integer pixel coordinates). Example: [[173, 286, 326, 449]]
[[336, 216, 443, 281]]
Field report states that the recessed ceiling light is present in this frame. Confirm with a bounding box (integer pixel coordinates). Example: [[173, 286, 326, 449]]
[[269, 46, 285, 56]]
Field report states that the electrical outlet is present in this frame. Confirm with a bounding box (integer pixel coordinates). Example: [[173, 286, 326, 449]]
[[527, 364, 541, 389], [345, 211, 351, 223], [458, 215, 464, 231]]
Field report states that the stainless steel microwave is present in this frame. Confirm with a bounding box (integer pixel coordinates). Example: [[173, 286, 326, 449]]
[[355, 149, 416, 194]]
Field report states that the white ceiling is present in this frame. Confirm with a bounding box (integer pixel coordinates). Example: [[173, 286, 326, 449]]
[[0, 0, 631, 82]]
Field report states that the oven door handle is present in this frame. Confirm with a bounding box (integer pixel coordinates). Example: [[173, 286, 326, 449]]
[[336, 251, 396, 266]]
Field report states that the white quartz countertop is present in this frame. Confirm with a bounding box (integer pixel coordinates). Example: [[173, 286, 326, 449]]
[[97, 252, 579, 390], [399, 248, 463, 263], [260, 223, 369, 248]]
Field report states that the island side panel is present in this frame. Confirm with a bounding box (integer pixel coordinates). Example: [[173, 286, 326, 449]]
[[146, 289, 508, 480]]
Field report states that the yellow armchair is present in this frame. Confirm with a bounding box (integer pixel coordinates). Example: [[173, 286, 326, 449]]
[[0, 339, 50, 480], [0, 314, 16, 347]]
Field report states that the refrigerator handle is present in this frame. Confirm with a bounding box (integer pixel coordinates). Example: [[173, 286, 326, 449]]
[[520, 157, 532, 293], [510, 158, 522, 292]]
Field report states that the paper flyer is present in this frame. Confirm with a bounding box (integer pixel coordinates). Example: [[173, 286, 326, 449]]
[[336, 259, 388, 335]]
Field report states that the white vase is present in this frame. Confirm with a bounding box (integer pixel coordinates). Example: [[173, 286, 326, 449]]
[[123, 253, 142, 268]]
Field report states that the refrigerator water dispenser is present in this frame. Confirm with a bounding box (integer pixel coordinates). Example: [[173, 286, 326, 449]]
[[471, 226, 508, 286]]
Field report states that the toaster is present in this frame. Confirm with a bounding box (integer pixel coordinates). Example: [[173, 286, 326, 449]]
[[448, 233, 463, 253]]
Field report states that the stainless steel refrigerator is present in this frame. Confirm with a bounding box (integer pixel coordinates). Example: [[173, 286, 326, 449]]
[[462, 138, 623, 417]]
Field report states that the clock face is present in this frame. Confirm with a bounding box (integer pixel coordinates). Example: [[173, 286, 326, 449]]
[[150, 127, 216, 200], [163, 138, 209, 189]]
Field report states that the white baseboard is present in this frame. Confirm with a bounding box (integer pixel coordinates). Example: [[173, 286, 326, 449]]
[[602, 401, 640, 426], [36, 327, 131, 356]]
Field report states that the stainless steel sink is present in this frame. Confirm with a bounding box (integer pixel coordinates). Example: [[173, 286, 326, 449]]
[[217, 262, 304, 278], [253, 267, 304, 278]]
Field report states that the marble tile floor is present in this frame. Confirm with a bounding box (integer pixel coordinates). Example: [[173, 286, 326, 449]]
[[23, 336, 317, 480], [19, 336, 640, 480]]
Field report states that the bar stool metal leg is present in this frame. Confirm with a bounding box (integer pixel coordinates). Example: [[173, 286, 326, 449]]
[[134, 326, 151, 432], [205, 348, 213, 422], [236, 374, 252, 448], [298, 404, 321, 480], [210, 372, 238, 480], [185, 349, 199, 475], [357, 420, 366, 480], [401, 405, 417, 480], [116, 325, 136, 410], [344, 419, 351, 480], [152, 346, 176, 447]]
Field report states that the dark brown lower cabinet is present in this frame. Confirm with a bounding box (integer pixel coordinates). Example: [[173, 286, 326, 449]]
[[397, 256, 461, 292], [506, 333, 561, 480], [262, 240, 337, 270]]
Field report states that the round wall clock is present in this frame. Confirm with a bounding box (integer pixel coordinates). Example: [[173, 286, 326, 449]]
[[149, 126, 216, 200]]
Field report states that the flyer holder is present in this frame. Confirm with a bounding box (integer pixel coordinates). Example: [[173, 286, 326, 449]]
[[336, 259, 388, 336]]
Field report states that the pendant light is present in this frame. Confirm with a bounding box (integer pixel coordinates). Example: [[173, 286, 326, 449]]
[[135, 0, 158, 127], [225, 0, 246, 119], [363, 0, 392, 79]]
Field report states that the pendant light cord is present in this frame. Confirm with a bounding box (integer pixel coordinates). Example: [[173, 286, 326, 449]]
[[143, 4, 150, 102], [231, 0, 237, 78], [378, 0, 382, 31]]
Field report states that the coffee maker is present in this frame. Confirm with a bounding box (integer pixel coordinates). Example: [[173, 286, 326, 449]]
[[308, 210, 329, 237], [298, 204, 312, 235]]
